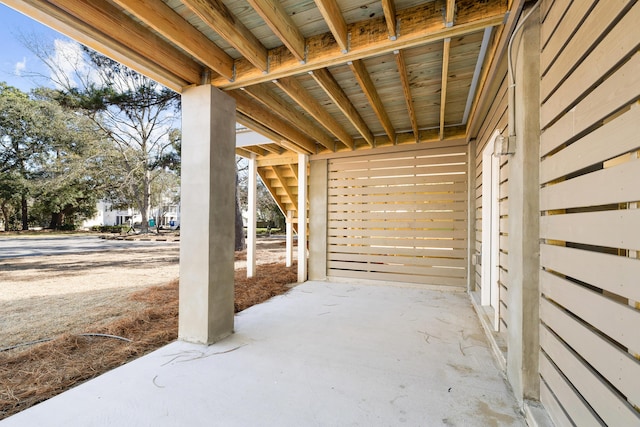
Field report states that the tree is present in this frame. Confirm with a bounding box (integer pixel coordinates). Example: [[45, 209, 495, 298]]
[[0, 83, 49, 230], [24, 38, 181, 233]]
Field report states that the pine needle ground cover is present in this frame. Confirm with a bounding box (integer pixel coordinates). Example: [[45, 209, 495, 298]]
[[0, 262, 297, 420]]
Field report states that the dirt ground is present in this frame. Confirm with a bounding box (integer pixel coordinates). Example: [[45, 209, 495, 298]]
[[0, 236, 296, 419], [0, 238, 289, 350]]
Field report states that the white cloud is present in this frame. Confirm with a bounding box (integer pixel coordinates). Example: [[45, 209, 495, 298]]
[[14, 57, 27, 76]]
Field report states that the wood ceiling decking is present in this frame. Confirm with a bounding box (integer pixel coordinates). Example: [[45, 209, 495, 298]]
[[3, 0, 510, 162]]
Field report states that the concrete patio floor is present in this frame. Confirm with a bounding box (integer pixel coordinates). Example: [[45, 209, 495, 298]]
[[2, 281, 525, 426]]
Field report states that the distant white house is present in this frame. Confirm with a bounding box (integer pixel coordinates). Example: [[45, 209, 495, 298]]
[[82, 200, 180, 229]]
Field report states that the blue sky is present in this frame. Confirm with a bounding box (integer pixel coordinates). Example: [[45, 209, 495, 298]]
[[0, 4, 64, 92]]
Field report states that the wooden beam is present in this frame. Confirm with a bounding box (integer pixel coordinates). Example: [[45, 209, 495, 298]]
[[257, 154, 299, 167], [182, 0, 268, 72], [258, 144, 283, 155], [274, 77, 354, 149], [236, 147, 253, 158], [37, 0, 202, 85], [242, 84, 336, 151], [112, 0, 233, 80], [246, 0, 306, 62], [349, 59, 396, 143], [211, 0, 507, 88], [394, 50, 419, 142], [445, 0, 456, 27], [310, 68, 374, 146], [439, 38, 451, 140], [1, 0, 189, 91], [381, 0, 397, 40], [243, 146, 269, 156], [313, 0, 348, 53], [237, 113, 303, 154], [271, 166, 298, 211], [229, 91, 318, 154]]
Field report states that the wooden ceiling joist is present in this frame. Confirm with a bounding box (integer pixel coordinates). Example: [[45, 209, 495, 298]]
[[445, 0, 456, 27], [1, 0, 190, 91], [439, 38, 451, 140], [182, 0, 268, 72], [242, 84, 336, 151], [349, 59, 396, 143], [381, 0, 398, 40], [310, 68, 375, 146], [259, 144, 283, 155], [40, 0, 202, 85], [274, 77, 354, 150], [112, 0, 234, 79], [313, 0, 348, 53], [230, 91, 318, 154], [256, 154, 298, 167], [246, 0, 306, 62], [211, 0, 507, 89], [237, 113, 310, 155], [394, 50, 419, 142], [243, 146, 269, 156]]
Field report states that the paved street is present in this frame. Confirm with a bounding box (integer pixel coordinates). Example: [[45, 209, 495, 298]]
[[0, 236, 179, 259]]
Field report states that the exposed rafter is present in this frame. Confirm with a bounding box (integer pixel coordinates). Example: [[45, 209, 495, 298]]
[[230, 91, 318, 154], [310, 68, 374, 146], [246, 0, 306, 62], [259, 144, 284, 155], [381, 0, 397, 40], [212, 1, 507, 88], [394, 50, 419, 142], [243, 146, 269, 156], [274, 77, 354, 150], [313, 0, 348, 53], [445, 0, 456, 27], [242, 84, 336, 151], [439, 38, 451, 140], [237, 113, 311, 155], [1, 0, 190, 91], [112, 0, 234, 80], [349, 59, 396, 143], [33, 0, 202, 85], [182, 0, 268, 72]]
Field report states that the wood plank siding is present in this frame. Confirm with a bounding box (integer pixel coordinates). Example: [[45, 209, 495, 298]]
[[473, 58, 510, 333], [327, 144, 468, 287], [538, 0, 640, 425]]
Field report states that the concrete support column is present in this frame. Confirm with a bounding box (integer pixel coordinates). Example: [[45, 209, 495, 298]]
[[506, 6, 541, 404], [309, 159, 328, 281], [297, 154, 308, 282], [247, 154, 257, 278], [179, 85, 236, 345], [286, 210, 293, 268]]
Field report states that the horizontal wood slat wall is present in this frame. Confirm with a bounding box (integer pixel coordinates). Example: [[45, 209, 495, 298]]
[[539, 1, 640, 424], [327, 145, 468, 287], [474, 62, 510, 333]]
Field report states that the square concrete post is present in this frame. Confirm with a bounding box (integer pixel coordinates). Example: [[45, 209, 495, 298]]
[[247, 153, 257, 278], [297, 154, 308, 282], [179, 85, 236, 345], [309, 159, 328, 280], [506, 6, 540, 404]]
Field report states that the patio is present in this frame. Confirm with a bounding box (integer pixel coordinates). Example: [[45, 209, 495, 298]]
[[2, 281, 524, 426]]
